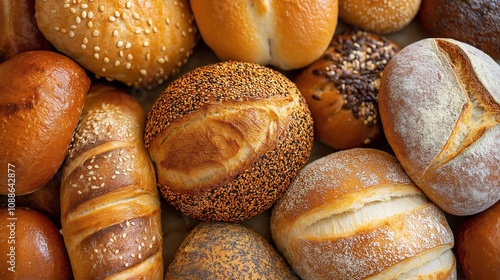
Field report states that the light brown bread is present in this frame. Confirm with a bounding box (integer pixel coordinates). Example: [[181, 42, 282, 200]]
[[61, 84, 163, 279]]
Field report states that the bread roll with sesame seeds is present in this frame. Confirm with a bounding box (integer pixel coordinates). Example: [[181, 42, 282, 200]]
[[338, 0, 421, 34], [189, 0, 338, 70], [271, 148, 457, 280], [294, 30, 399, 150], [61, 84, 163, 279], [378, 38, 500, 216], [144, 61, 314, 222], [165, 222, 299, 279], [34, 0, 198, 89]]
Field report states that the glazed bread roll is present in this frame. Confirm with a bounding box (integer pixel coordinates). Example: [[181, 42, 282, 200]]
[[457, 202, 500, 280], [378, 38, 500, 216], [189, 0, 338, 70], [338, 0, 421, 34], [145, 61, 314, 222], [0, 50, 90, 195], [294, 30, 399, 150], [0, 207, 72, 280], [271, 148, 456, 280], [165, 222, 298, 279], [61, 84, 163, 279], [35, 0, 198, 88], [419, 0, 500, 60], [0, 0, 52, 61]]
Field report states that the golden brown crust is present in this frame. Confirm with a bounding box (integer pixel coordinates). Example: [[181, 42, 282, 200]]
[[457, 202, 500, 280], [0, 207, 72, 279], [35, 0, 198, 89], [271, 148, 456, 280], [379, 38, 500, 216], [165, 222, 298, 279], [61, 84, 163, 279], [190, 0, 338, 70], [419, 0, 500, 60], [294, 30, 399, 150], [0, 0, 52, 62], [145, 61, 314, 222], [0, 50, 90, 195], [338, 0, 421, 34]]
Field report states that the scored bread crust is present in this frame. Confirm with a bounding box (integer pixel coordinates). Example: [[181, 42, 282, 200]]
[[145, 61, 314, 222], [379, 38, 500, 216], [271, 148, 456, 280], [189, 0, 338, 70]]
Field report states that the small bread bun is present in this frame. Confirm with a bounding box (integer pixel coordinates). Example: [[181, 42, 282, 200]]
[[0, 0, 52, 62], [0, 207, 72, 279], [419, 0, 500, 60], [338, 0, 421, 34], [271, 148, 456, 280], [0, 51, 90, 195], [378, 38, 500, 216], [165, 222, 298, 279], [145, 61, 314, 222], [189, 0, 338, 70], [457, 202, 500, 280], [35, 0, 198, 88], [294, 30, 399, 150]]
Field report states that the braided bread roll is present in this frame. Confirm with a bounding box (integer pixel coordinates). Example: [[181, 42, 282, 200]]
[[61, 84, 163, 279]]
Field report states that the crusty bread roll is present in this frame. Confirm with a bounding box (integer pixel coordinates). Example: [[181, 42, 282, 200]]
[[271, 148, 456, 280], [0, 50, 90, 195], [189, 0, 338, 70], [0, 207, 72, 279], [419, 0, 500, 60], [0, 0, 52, 62], [35, 0, 198, 89], [457, 202, 500, 280], [378, 38, 500, 216], [338, 0, 421, 34], [165, 222, 298, 279], [61, 84, 163, 279], [145, 61, 314, 222], [294, 29, 399, 150]]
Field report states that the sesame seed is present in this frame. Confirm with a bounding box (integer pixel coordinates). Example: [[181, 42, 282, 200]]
[[114, 11, 120, 17], [125, 63, 131, 69], [114, 249, 119, 254], [94, 249, 98, 253], [143, 41, 149, 47], [119, 50, 124, 57], [109, 16, 116, 22], [132, 13, 140, 19], [125, 42, 131, 49], [98, 5, 104, 12], [104, 57, 110, 63], [147, 19, 153, 26], [126, 1, 131, 8], [117, 41, 124, 47], [75, 16, 81, 23], [157, 58, 165, 64], [113, 30, 119, 37], [140, 69, 147, 75], [63, 3, 70, 8], [93, 46, 100, 52], [165, 18, 170, 25], [81, 3, 88, 8], [92, 30, 100, 36], [82, 37, 88, 44], [88, 11, 94, 18], [54, 27, 60, 31], [81, 11, 87, 18], [77, 190, 82, 194], [127, 54, 133, 60], [70, 8, 77, 13]]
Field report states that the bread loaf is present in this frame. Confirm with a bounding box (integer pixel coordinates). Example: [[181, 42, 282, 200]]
[[0, 50, 90, 195], [378, 38, 500, 216], [189, 0, 338, 70], [271, 148, 456, 280], [61, 84, 163, 279]]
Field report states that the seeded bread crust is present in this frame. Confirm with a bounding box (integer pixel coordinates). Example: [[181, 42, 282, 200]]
[[294, 30, 399, 150], [145, 61, 314, 222]]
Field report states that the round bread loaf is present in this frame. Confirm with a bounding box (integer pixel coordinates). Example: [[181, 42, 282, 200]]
[[0, 50, 90, 195], [144, 61, 314, 222], [35, 0, 198, 89], [270, 148, 456, 280], [0, 0, 52, 62], [165, 222, 298, 279], [378, 38, 500, 216], [294, 29, 399, 150], [338, 0, 421, 34], [0, 207, 73, 279], [419, 0, 500, 60], [456, 202, 500, 280], [189, 0, 338, 70]]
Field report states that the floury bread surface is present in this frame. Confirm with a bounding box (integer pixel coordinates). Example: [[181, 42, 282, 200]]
[[271, 148, 456, 280]]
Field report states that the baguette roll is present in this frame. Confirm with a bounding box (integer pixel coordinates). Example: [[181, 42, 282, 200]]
[[61, 84, 163, 279]]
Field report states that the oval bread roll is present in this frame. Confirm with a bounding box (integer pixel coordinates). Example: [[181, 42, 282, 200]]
[[271, 148, 456, 280]]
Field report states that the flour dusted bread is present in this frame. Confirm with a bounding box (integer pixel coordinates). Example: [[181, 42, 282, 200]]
[[189, 0, 338, 70], [61, 84, 163, 279], [145, 61, 314, 222], [378, 38, 500, 216], [35, 0, 198, 88], [271, 148, 456, 280]]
